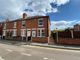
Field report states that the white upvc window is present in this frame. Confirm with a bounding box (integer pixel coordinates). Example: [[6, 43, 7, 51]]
[[37, 28, 45, 37], [13, 22, 17, 28], [22, 21, 26, 28], [3, 23, 6, 29], [12, 29, 16, 36], [3, 30, 6, 36], [32, 30, 36, 37], [38, 18, 44, 27], [21, 29, 26, 37], [42, 29, 45, 37]]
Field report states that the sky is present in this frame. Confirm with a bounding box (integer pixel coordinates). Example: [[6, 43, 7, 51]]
[[0, 0, 80, 30]]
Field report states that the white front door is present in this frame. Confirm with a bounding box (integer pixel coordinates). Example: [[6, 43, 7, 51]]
[[27, 31, 31, 37], [3, 30, 6, 36], [12, 29, 16, 37]]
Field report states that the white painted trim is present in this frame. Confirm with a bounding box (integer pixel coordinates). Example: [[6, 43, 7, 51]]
[[38, 24, 44, 27], [32, 28, 36, 30], [27, 29, 31, 30]]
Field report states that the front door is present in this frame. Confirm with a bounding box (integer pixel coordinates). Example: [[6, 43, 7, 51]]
[[27, 31, 31, 42], [21, 29, 26, 42]]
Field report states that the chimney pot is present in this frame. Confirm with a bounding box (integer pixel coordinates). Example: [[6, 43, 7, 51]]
[[23, 13, 27, 19]]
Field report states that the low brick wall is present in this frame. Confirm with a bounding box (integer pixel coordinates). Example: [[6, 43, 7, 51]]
[[4, 36, 49, 43], [32, 37, 48, 43], [48, 37, 55, 45], [58, 38, 80, 45], [5, 36, 22, 41]]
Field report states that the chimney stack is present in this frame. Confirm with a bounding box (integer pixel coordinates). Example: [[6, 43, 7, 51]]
[[23, 13, 27, 19]]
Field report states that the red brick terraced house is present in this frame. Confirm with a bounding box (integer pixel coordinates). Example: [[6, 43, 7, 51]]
[[2, 13, 51, 43]]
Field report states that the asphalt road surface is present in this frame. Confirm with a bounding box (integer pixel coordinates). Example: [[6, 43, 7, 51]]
[[0, 43, 80, 60]]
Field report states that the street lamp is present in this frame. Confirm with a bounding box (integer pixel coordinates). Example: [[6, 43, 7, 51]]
[[70, 29, 74, 39], [56, 28, 58, 43]]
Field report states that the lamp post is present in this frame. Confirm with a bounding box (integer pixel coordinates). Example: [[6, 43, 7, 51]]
[[70, 29, 74, 39], [56, 28, 58, 43]]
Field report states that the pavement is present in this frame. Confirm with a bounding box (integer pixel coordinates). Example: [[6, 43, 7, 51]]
[[31, 43, 80, 50], [0, 39, 80, 51]]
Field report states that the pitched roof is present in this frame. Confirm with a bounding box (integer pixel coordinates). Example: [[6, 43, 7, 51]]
[[0, 15, 49, 23], [7, 16, 49, 22]]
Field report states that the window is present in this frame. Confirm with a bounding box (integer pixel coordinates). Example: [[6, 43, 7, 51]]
[[22, 21, 26, 28], [42, 30, 45, 37], [37, 28, 45, 37], [32, 31, 36, 37], [27, 30, 31, 37], [38, 18, 44, 27], [37, 30, 40, 37], [3, 30, 6, 36], [21, 29, 26, 37], [13, 22, 17, 28], [12, 29, 16, 36], [3, 23, 6, 29]]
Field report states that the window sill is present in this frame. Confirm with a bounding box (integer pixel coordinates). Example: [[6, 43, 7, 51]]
[[37, 36, 45, 38], [38, 25, 43, 27]]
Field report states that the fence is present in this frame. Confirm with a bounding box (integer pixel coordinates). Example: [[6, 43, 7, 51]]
[[52, 31, 80, 45]]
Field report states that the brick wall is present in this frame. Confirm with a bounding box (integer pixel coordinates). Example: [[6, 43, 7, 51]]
[[32, 37, 48, 43], [6, 22, 13, 29], [58, 38, 80, 45]]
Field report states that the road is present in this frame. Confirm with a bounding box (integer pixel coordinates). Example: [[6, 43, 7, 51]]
[[0, 43, 80, 60]]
